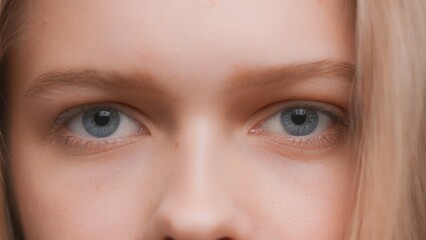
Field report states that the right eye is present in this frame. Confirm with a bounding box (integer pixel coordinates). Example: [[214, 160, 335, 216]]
[[277, 107, 330, 136], [66, 106, 142, 139]]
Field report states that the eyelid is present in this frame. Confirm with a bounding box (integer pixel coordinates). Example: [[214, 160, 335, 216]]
[[245, 101, 351, 158], [249, 100, 349, 134], [51, 103, 151, 134], [47, 103, 152, 155]]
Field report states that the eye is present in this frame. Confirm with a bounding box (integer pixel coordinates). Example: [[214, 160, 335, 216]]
[[259, 102, 343, 137], [67, 106, 141, 139], [278, 108, 328, 136]]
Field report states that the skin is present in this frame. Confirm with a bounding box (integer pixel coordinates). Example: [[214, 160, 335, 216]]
[[8, 0, 355, 239]]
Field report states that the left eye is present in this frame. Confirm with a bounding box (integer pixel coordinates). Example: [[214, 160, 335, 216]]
[[67, 106, 141, 139], [260, 106, 335, 137]]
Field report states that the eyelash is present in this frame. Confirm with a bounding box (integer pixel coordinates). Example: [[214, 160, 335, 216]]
[[51, 103, 147, 154], [249, 101, 350, 153], [51, 101, 349, 155]]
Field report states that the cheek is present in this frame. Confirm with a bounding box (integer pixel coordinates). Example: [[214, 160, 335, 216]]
[[10, 137, 166, 239], [9, 110, 354, 239], [240, 145, 355, 239]]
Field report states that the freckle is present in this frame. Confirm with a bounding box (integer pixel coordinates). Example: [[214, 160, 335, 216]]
[[174, 141, 179, 148]]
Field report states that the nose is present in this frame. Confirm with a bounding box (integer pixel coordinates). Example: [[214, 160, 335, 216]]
[[143, 117, 252, 240], [146, 193, 250, 240]]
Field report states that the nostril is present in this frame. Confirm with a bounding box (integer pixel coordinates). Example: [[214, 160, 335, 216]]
[[164, 237, 174, 240]]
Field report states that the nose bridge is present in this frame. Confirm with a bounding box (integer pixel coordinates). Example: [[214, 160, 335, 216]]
[[178, 114, 221, 188], [144, 115, 252, 239]]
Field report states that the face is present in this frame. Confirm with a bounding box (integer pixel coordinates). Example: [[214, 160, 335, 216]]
[[8, 1, 355, 239]]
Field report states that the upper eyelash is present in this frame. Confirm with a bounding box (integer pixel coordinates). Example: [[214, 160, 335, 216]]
[[49, 103, 119, 134], [249, 102, 351, 155], [55, 104, 117, 125], [52, 102, 348, 148], [270, 102, 348, 125], [51, 104, 145, 154], [286, 105, 349, 127]]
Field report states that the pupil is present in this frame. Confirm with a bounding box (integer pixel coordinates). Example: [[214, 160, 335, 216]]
[[291, 109, 307, 125], [94, 110, 111, 126]]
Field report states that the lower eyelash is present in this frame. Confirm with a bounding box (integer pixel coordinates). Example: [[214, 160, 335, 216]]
[[58, 132, 143, 155], [253, 124, 348, 157]]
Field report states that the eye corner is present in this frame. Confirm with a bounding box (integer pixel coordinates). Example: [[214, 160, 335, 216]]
[[248, 122, 265, 134]]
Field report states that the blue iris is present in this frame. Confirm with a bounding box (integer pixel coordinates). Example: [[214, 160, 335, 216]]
[[82, 107, 120, 138], [280, 108, 319, 136]]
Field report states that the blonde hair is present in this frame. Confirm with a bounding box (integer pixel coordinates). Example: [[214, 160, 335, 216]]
[[349, 0, 426, 239], [0, 0, 425, 239]]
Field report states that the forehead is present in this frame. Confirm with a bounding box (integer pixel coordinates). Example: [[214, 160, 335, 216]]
[[16, 0, 354, 88]]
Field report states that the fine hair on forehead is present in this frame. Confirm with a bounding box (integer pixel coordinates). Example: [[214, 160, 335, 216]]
[[0, 0, 425, 240]]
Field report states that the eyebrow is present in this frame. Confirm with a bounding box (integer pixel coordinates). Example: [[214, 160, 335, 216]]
[[24, 60, 354, 101], [24, 70, 164, 101], [230, 60, 355, 91]]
